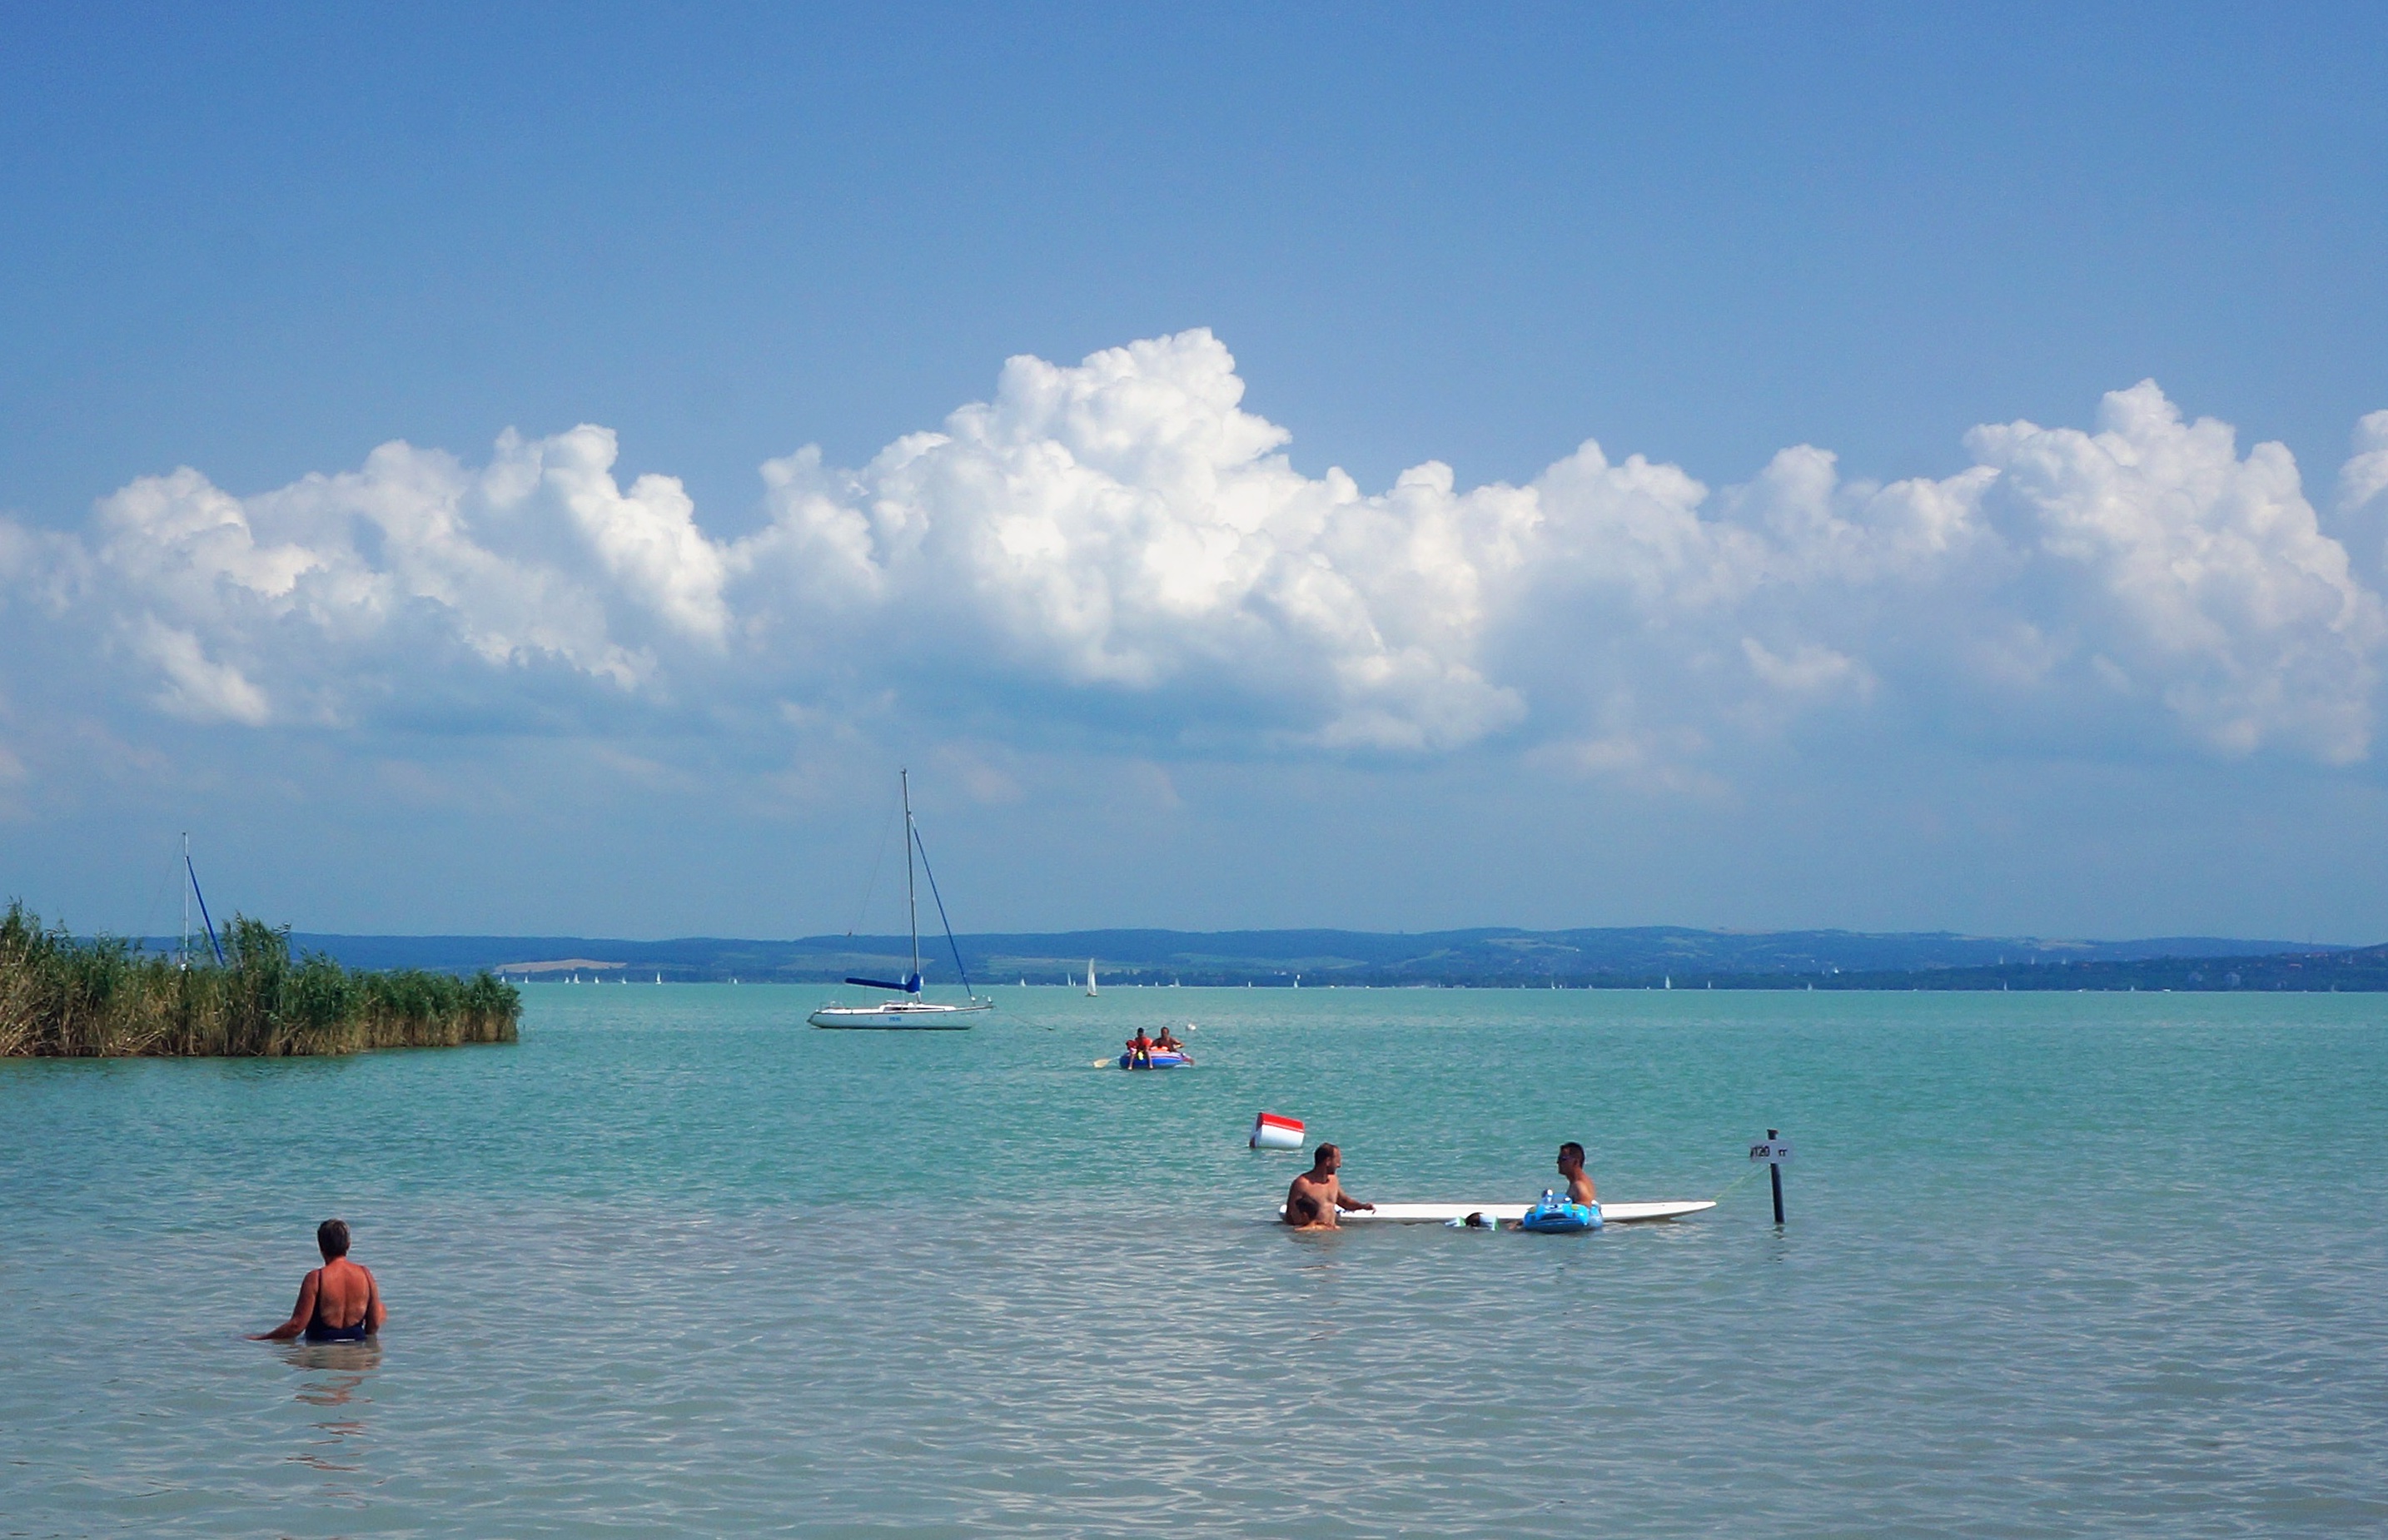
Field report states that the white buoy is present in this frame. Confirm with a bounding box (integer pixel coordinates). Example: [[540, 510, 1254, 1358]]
[[1250, 1111, 1305, 1150]]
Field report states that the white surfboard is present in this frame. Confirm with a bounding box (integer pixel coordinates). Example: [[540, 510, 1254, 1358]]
[[1276, 1200, 1715, 1225]]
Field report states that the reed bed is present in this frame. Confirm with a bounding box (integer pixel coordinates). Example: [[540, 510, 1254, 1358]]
[[0, 902, 519, 1057]]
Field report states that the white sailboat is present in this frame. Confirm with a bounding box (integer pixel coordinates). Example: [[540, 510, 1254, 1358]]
[[808, 771, 994, 1031], [1086, 961, 1098, 998]]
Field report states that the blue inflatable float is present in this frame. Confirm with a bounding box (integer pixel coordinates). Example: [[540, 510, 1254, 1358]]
[[1518, 1190, 1603, 1232]]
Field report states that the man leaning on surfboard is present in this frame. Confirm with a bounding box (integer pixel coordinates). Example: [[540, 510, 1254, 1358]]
[[1284, 1144, 1374, 1229]]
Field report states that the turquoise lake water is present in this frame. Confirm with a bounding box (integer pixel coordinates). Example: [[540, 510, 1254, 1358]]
[[4, 985, 2386, 1537]]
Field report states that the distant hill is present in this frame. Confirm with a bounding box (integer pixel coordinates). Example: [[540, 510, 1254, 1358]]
[[123, 925, 2381, 991]]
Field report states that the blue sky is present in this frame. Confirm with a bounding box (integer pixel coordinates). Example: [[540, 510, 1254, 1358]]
[[5, 3, 2387, 942]]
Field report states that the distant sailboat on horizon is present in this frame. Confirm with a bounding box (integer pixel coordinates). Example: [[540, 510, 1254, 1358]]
[[1086, 961, 1098, 998]]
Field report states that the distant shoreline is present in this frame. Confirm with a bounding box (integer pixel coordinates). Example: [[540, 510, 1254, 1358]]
[[235, 926, 2387, 995], [515, 974, 2381, 993]]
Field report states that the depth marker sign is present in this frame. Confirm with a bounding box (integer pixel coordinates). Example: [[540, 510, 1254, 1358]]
[[1751, 1130, 1792, 1224]]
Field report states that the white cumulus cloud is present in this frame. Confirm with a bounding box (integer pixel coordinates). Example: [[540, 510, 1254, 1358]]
[[44, 427, 734, 725], [4, 330, 2383, 776], [1962, 383, 2381, 762], [732, 331, 1527, 749]]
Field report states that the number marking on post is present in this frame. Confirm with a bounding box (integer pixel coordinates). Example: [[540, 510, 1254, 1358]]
[[1749, 1140, 1794, 1164]]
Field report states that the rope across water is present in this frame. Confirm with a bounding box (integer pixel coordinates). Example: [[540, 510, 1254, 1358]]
[[1707, 1163, 1770, 1204]]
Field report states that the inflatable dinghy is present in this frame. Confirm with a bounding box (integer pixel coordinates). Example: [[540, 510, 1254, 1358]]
[[1118, 1050, 1193, 1070]]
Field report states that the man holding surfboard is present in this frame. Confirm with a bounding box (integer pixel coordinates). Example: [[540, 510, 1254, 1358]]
[[1284, 1144, 1375, 1229]]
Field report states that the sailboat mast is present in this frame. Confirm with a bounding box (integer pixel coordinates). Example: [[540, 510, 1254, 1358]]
[[903, 768, 922, 989], [180, 832, 190, 971]]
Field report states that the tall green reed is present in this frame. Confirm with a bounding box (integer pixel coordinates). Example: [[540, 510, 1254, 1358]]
[[0, 902, 519, 1056]]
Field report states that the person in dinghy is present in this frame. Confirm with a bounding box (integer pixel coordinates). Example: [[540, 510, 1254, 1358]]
[[1120, 1027, 1192, 1069], [1283, 1144, 1374, 1230]]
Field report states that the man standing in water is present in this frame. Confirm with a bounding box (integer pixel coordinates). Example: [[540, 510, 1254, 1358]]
[[1557, 1142, 1598, 1207], [1284, 1144, 1375, 1229], [251, 1220, 385, 1342]]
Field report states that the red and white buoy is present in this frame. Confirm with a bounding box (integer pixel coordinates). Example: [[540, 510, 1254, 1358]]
[[1250, 1111, 1305, 1150]]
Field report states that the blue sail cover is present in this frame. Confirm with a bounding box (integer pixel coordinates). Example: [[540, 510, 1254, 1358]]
[[185, 851, 225, 966], [844, 974, 923, 994]]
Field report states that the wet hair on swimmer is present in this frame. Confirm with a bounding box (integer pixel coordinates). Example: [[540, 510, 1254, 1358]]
[[1311, 1143, 1339, 1167], [316, 1219, 351, 1259], [1560, 1142, 1585, 1165]]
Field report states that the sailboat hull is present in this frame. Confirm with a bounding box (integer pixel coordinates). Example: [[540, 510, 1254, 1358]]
[[808, 1000, 993, 1030]]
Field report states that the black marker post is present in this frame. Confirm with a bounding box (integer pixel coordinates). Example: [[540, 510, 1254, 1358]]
[[1750, 1130, 1793, 1224]]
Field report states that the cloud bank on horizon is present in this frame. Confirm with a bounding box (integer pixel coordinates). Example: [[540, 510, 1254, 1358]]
[[8, 329, 2387, 784]]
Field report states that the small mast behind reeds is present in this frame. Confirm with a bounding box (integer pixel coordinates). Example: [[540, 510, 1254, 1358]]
[[0, 902, 520, 1057]]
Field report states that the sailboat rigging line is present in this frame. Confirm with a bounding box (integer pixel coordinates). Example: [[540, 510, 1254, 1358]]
[[846, 797, 901, 938], [184, 850, 225, 966], [909, 822, 976, 999]]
